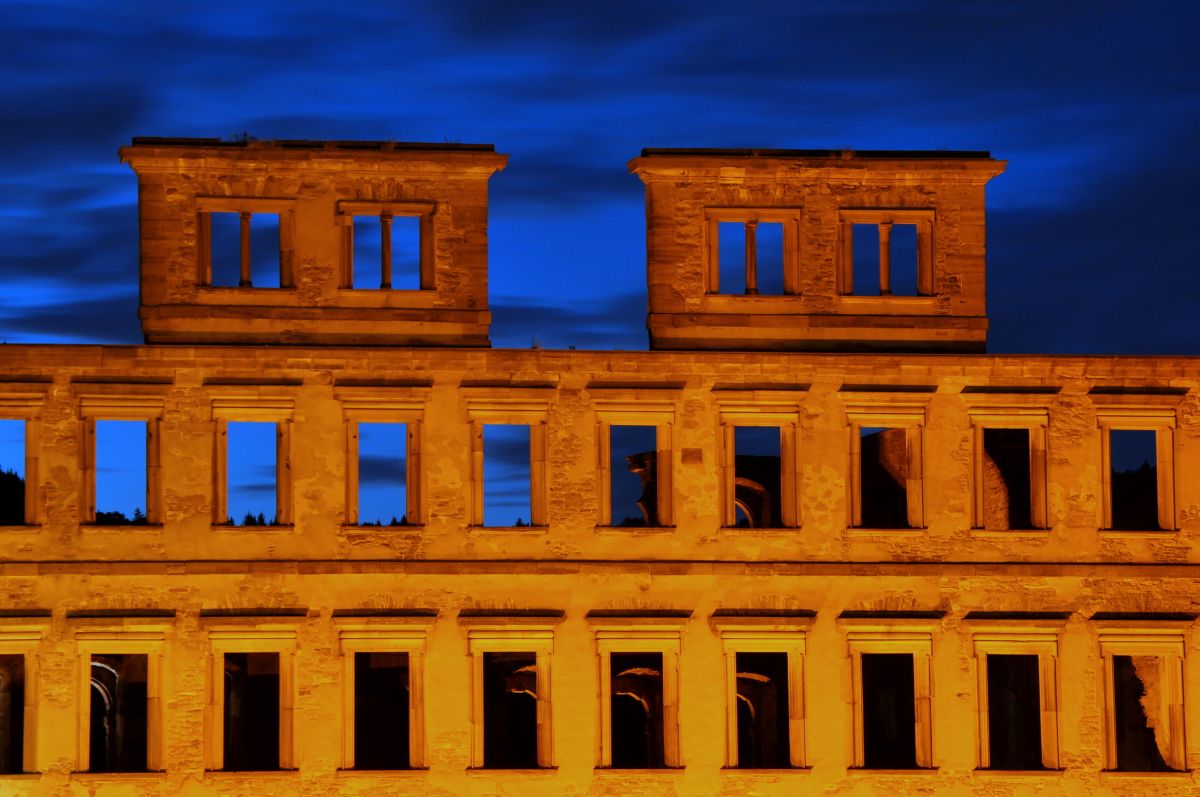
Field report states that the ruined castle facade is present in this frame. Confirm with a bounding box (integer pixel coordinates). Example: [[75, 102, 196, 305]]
[[0, 139, 1197, 796]]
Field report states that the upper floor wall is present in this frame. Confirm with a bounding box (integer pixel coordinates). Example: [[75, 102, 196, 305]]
[[629, 149, 1006, 352], [121, 138, 508, 346]]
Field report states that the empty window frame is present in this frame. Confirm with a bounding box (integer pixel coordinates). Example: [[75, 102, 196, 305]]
[[590, 617, 685, 769], [1097, 628, 1187, 772], [968, 408, 1048, 531], [0, 621, 44, 776], [0, 412, 37, 526], [468, 399, 548, 528], [462, 618, 557, 769], [341, 395, 425, 528], [846, 405, 925, 530], [596, 403, 674, 528], [844, 626, 933, 769], [335, 617, 431, 770], [1097, 408, 1176, 531], [705, 209, 800, 296], [196, 198, 295, 289], [969, 625, 1060, 770], [204, 621, 298, 772], [79, 397, 162, 526], [339, 202, 434, 290], [837, 209, 934, 297], [73, 625, 166, 773], [212, 398, 293, 527], [718, 400, 801, 529], [712, 616, 807, 769]]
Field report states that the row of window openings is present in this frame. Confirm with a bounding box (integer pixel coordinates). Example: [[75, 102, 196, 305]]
[[0, 421, 1168, 531], [201, 212, 422, 290], [0, 650, 1176, 774], [714, 221, 922, 296]]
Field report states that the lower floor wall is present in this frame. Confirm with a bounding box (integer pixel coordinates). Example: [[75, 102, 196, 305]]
[[0, 563, 1198, 795]]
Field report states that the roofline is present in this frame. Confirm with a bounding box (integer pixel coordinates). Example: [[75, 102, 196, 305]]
[[127, 136, 496, 153], [639, 147, 993, 160]]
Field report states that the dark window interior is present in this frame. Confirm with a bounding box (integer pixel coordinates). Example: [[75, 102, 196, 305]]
[[1113, 655, 1173, 771], [1110, 430, 1160, 530], [733, 427, 782, 528], [610, 652, 665, 768], [354, 652, 409, 770], [982, 428, 1033, 530], [89, 654, 148, 772], [223, 652, 280, 771], [611, 425, 657, 527], [861, 652, 917, 769], [985, 654, 1043, 770], [735, 651, 790, 768], [860, 427, 909, 528], [483, 651, 539, 768], [0, 654, 24, 774]]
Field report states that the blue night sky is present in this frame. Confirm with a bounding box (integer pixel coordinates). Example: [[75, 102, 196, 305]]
[[0, 2, 1197, 519], [0, 0, 1197, 356]]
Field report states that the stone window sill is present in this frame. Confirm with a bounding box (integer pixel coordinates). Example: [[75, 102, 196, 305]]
[[468, 525, 548, 534], [211, 524, 296, 534], [720, 526, 800, 534], [335, 768, 429, 777], [596, 525, 675, 534], [82, 523, 163, 533], [465, 767, 559, 774], [721, 766, 812, 773], [341, 524, 425, 534], [847, 767, 939, 775]]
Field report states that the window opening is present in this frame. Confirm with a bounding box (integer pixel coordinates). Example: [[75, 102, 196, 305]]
[[851, 224, 881, 295], [859, 427, 909, 528], [0, 420, 24, 525], [610, 425, 657, 527], [717, 221, 785, 295], [850, 222, 920, 296], [88, 654, 148, 773], [0, 654, 24, 775], [482, 424, 531, 527], [353, 652, 409, 770], [351, 214, 421, 290], [889, 223, 918, 296], [482, 652, 538, 769], [1109, 430, 1159, 530], [860, 653, 917, 769], [1112, 655, 1174, 771], [732, 427, 781, 528], [226, 421, 277, 526], [734, 652, 789, 769], [208, 212, 281, 288], [358, 422, 407, 526], [985, 654, 1042, 770], [222, 652, 280, 771], [981, 428, 1033, 530], [610, 652, 665, 768], [95, 420, 148, 525]]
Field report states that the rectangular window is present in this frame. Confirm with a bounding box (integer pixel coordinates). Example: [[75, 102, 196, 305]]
[[483, 652, 539, 768], [1098, 627, 1186, 771], [967, 406, 1049, 531], [610, 651, 666, 768], [705, 209, 799, 296], [984, 655, 1043, 769], [734, 652, 791, 768], [1097, 407, 1176, 532], [0, 654, 24, 774], [205, 211, 283, 288], [336, 616, 430, 771], [981, 429, 1033, 530], [357, 422, 408, 526], [482, 424, 532, 527], [353, 652, 409, 769], [857, 427, 911, 528], [94, 420, 148, 525], [731, 426, 782, 528], [87, 654, 149, 772], [608, 425, 657, 527], [844, 623, 933, 769], [352, 214, 421, 290], [838, 210, 933, 297], [1109, 430, 1159, 530], [225, 422, 279, 526], [222, 652, 281, 771], [0, 420, 25, 525]]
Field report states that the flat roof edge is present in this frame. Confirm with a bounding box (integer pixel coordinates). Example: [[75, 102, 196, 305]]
[[127, 137, 496, 153], [638, 147, 993, 160]]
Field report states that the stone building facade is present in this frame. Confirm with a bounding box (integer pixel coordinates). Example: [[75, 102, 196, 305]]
[[0, 139, 1197, 796]]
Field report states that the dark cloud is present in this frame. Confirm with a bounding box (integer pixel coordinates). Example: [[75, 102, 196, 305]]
[[490, 291, 648, 351], [359, 455, 407, 487]]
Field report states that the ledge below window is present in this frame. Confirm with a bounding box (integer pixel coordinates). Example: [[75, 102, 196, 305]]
[[467, 525, 548, 534], [596, 525, 675, 535], [82, 523, 164, 533], [211, 524, 296, 534], [340, 524, 424, 534]]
